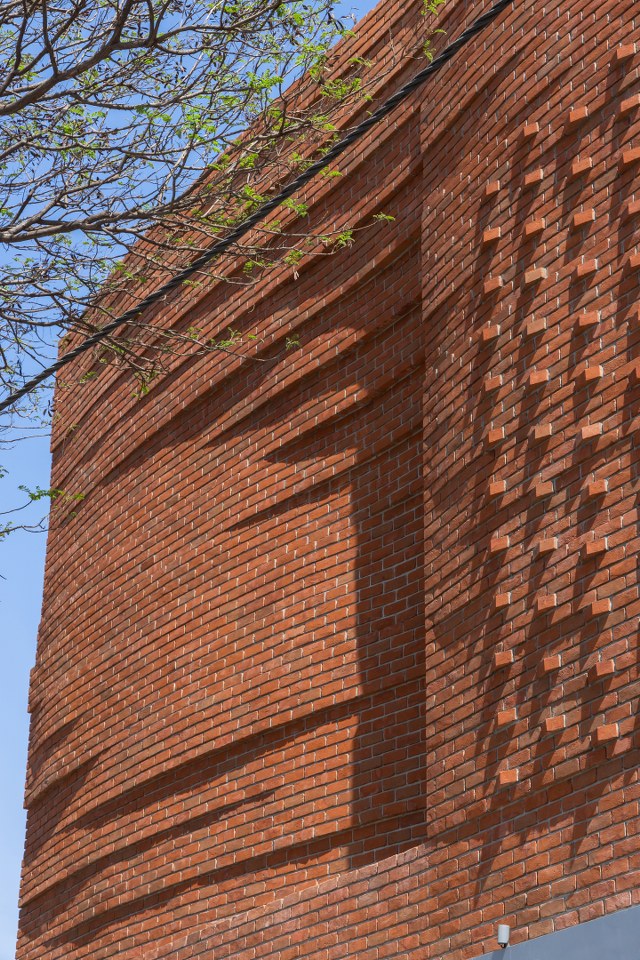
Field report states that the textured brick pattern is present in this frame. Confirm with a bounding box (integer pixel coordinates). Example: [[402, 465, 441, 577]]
[[17, 2, 640, 960]]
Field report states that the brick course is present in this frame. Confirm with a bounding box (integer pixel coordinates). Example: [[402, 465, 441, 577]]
[[17, 1, 640, 959]]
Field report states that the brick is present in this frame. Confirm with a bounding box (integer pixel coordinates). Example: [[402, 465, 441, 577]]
[[483, 276, 504, 294], [584, 538, 608, 557], [574, 259, 598, 278], [489, 479, 507, 496], [494, 650, 514, 668], [614, 44, 636, 62], [535, 480, 555, 498], [543, 716, 565, 733], [524, 168, 544, 187], [572, 209, 595, 229], [485, 179, 501, 197], [524, 266, 548, 284], [593, 723, 619, 745], [589, 660, 615, 682], [522, 121, 540, 138], [536, 537, 558, 555], [484, 373, 503, 390], [488, 426, 506, 445], [533, 423, 553, 440], [625, 198, 640, 218], [526, 316, 547, 335], [543, 654, 561, 672], [498, 769, 519, 786], [490, 535, 510, 553], [621, 147, 640, 167], [577, 311, 600, 328], [482, 226, 501, 244], [620, 93, 640, 114], [495, 592, 511, 610], [571, 156, 593, 176], [527, 369, 549, 386], [590, 598, 612, 616], [480, 323, 500, 342], [524, 218, 546, 237], [536, 594, 557, 612], [577, 364, 603, 383], [628, 251, 640, 269], [580, 422, 603, 440], [569, 105, 589, 125], [497, 708, 517, 726], [586, 478, 608, 497]]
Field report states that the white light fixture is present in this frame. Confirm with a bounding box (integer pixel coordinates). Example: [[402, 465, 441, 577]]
[[497, 924, 510, 949]]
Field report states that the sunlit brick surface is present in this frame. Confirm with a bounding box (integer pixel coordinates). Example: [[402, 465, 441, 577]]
[[17, 2, 640, 960]]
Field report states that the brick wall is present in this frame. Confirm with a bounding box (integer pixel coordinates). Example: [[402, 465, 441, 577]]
[[17, 2, 640, 960]]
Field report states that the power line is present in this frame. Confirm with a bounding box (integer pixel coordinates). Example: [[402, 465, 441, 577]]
[[0, 0, 513, 415]]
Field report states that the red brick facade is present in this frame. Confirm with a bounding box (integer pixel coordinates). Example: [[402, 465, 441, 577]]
[[17, 2, 640, 960]]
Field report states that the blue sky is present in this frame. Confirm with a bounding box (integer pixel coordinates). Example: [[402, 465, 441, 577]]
[[0, 431, 49, 960], [0, 1, 379, 957]]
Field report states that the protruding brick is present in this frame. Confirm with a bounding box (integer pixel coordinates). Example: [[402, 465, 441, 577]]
[[542, 654, 561, 672], [584, 538, 608, 557], [589, 659, 615, 682], [536, 537, 558, 555], [524, 168, 544, 187], [577, 364, 604, 383], [628, 251, 640, 269], [490, 535, 510, 553], [497, 708, 517, 726], [524, 266, 548, 284], [480, 323, 500, 342], [614, 44, 636, 62], [489, 479, 507, 496], [488, 426, 505, 445], [621, 147, 640, 167], [484, 276, 504, 294], [572, 208, 595, 228], [571, 156, 593, 177], [625, 198, 640, 219], [575, 258, 598, 278], [498, 769, 519, 786], [485, 179, 501, 197], [569, 105, 589, 124], [543, 715, 565, 733], [586, 478, 608, 497], [527, 369, 549, 386], [621, 93, 640, 114], [494, 649, 514, 668], [533, 423, 553, 440], [482, 226, 501, 244], [526, 316, 547, 335], [577, 311, 600, 328], [484, 373, 503, 391], [522, 121, 540, 138], [580, 422, 603, 440], [495, 592, 511, 610], [590, 598, 611, 616], [536, 594, 557, 612], [524, 218, 546, 238], [534, 480, 554, 498], [593, 723, 618, 745]]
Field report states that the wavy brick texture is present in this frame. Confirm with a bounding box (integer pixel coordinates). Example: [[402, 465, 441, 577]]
[[17, 2, 640, 960]]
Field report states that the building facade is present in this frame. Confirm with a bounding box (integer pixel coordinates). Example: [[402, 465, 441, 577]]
[[17, 1, 640, 959]]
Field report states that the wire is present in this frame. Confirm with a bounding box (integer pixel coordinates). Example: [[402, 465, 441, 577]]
[[0, 0, 513, 414]]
